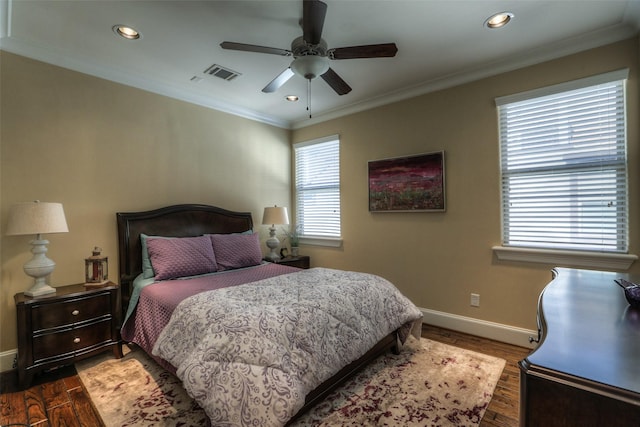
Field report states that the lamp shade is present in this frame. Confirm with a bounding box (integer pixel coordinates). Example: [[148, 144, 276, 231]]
[[262, 206, 289, 226], [6, 201, 69, 236]]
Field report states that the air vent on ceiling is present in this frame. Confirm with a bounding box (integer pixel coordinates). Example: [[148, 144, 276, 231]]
[[203, 64, 241, 81]]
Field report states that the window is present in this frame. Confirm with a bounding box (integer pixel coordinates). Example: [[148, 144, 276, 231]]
[[496, 70, 628, 253], [294, 135, 341, 243]]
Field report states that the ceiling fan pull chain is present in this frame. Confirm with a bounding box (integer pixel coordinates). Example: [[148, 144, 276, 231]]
[[307, 79, 312, 118]]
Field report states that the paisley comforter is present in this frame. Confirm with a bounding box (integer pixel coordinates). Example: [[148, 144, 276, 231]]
[[152, 267, 423, 427]]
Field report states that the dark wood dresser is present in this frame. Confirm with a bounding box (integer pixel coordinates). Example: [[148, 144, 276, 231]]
[[15, 282, 123, 389], [519, 268, 640, 426]]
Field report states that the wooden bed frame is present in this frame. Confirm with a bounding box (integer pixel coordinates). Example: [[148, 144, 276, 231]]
[[116, 203, 399, 422], [116, 204, 254, 316]]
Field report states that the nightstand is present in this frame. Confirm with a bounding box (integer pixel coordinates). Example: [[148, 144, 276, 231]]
[[272, 255, 310, 269], [14, 282, 123, 389]]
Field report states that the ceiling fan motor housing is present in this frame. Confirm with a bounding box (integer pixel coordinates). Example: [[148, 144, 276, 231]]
[[290, 37, 329, 79], [291, 36, 327, 57]]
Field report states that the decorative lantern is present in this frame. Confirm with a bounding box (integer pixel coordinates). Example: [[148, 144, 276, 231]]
[[85, 247, 108, 284]]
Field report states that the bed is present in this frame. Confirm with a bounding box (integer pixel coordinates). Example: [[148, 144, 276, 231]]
[[117, 204, 423, 426]]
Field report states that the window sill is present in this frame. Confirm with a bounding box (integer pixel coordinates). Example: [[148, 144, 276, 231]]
[[492, 246, 637, 270], [299, 236, 343, 248]]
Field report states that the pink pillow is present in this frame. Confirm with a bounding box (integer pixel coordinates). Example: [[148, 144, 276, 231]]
[[147, 235, 218, 280], [210, 233, 262, 271]]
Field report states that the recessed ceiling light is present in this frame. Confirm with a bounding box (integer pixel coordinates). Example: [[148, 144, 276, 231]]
[[285, 95, 299, 102], [113, 25, 141, 40], [484, 12, 514, 29]]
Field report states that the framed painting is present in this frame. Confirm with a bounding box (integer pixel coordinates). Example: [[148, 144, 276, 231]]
[[368, 151, 445, 212]]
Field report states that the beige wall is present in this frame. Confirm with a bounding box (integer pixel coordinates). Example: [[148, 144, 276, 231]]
[[0, 52, 291, 352], [293, 37, 640, 330], [1, 37, 638, 356]]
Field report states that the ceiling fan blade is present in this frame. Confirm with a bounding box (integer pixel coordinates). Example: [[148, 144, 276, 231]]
[[329, 43, 398, 59], [302, 0, 327, 45], [262, 68, 295, 93], [220, 41, 291, 56], [321, 67, 352, 95]]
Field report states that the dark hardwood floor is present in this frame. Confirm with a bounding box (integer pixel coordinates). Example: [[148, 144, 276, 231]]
[[0, 325, 530, 427], [0, 364, 104, 427]]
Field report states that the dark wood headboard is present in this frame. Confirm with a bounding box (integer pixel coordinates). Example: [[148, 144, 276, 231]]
[[116, 204, 253, 314]]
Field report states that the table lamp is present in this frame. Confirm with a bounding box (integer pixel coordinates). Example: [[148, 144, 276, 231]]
[[6, 201, 69, 296], [262, 206, 289, 261]]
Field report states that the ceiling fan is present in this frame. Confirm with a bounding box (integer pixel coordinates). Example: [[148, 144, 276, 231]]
[[220, 0, 398, 96]]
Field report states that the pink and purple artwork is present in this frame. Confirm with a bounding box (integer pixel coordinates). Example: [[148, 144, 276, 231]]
[[368, 151, 445, 212]]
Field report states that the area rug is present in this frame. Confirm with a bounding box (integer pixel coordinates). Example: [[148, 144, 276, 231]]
[[76, 337, 505, 427]]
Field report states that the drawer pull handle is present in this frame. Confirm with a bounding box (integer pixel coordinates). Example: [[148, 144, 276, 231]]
[[73, 337, 81, 344], [72, 310, 80, 316]]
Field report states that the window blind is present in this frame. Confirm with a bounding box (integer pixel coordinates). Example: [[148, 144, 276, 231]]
[[294, 137, 341, 238], [497, 72, 628, 252]]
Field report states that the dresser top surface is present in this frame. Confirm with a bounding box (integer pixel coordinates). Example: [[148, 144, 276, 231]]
[[525, 268, 640, 395], [14, 282, 117, 305]]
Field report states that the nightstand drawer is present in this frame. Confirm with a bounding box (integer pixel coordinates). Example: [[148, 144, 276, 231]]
[[31, 292, 112, 330], [32, 318, 112, 362]]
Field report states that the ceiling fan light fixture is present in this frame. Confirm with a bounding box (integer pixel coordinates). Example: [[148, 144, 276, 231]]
[[113, 25, 141, 40], [290, 55, 329, 80], [484, 12, 514, 29], [285, 95, 299, 102]]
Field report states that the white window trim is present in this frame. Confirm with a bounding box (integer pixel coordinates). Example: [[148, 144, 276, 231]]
[[300, 236, 343, 248], [293, 134, 339, 149], [495, 69, 629, 106], [495, 69, 635, 267], [492, 246, 637, 270], [294, 134, 343, 247]]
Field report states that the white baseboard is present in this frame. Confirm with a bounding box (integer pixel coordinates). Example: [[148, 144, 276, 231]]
[[420, 307, 538, 349], [0, 349, 17, 373]]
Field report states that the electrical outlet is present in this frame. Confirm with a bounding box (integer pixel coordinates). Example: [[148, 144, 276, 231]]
[[470, 293, 480, 307]]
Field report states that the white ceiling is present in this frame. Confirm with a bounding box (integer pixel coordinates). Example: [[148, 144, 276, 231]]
[[1, 0, 639, 129]]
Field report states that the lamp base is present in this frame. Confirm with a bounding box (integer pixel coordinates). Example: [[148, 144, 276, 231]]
[[24, 282, 56, 297], [23, 238, 57, 297], [264, 251, 281, 262], [265, 227, 281, 261]]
